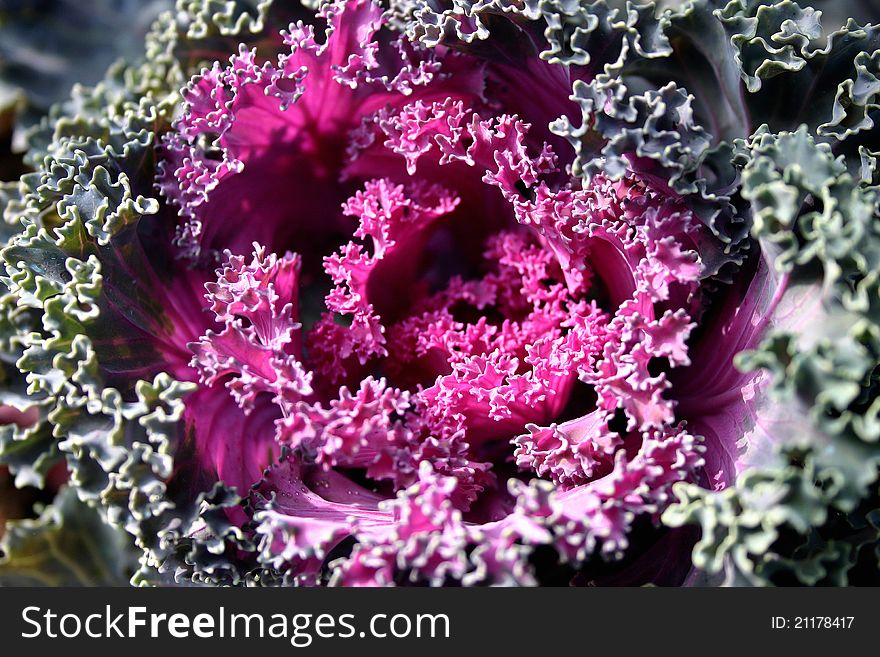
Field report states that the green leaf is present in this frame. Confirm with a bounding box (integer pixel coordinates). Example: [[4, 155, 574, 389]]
[[0, 486, 138, 586]]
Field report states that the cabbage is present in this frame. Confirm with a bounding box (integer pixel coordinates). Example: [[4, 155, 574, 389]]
[[0, 0, 877, 586]]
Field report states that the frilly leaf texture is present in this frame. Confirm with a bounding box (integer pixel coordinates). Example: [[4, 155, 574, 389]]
[[0, 0, 877, 586]]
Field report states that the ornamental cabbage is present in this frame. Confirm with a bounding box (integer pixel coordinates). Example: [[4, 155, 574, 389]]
[[0, 0, 878, 586]]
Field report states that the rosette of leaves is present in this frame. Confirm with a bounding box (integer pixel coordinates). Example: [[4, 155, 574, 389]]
[[0, 0, 876, 586]]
